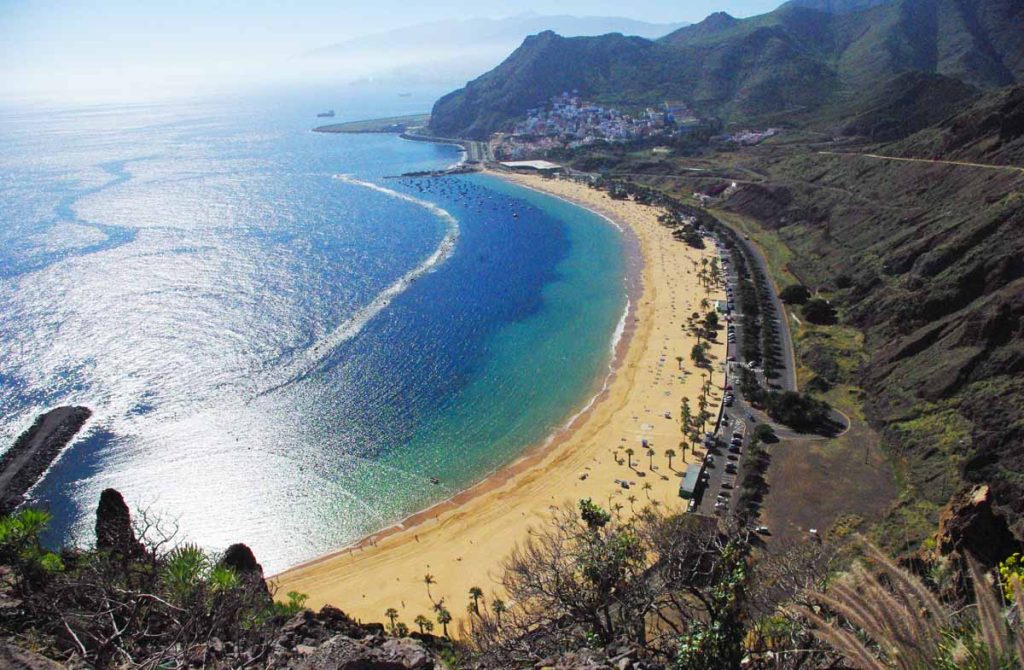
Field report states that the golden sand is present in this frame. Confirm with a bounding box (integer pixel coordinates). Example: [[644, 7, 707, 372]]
[[271, 172, 726, 631]]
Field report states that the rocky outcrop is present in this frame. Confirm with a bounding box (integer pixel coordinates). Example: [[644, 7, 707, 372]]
[[220, 542, 272, 602], [95, 488, 145, 559], [932, 485, 1022, 567], [267, 607, 439, 670], [286, 635, 435, 670], [0, 406, 91, 513]]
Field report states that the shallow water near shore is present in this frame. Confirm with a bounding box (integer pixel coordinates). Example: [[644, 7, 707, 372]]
[[0, 88, 626, 571]]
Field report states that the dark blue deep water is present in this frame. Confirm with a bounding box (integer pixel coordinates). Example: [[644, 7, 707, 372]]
[[0, 88, 626, 571]]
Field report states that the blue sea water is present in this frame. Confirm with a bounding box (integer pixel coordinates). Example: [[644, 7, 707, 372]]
[[0, 87, 626, 572]]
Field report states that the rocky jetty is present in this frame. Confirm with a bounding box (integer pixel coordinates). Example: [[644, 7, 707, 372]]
[[0, 406, 91, 513]]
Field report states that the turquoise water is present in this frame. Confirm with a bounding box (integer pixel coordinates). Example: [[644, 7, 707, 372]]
[[0, 88, 626, 571]]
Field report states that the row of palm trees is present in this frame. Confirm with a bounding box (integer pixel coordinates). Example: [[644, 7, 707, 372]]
[[617, 445, 678, 474], [680, 373, 716, 454], [397, 575, 508, 638]]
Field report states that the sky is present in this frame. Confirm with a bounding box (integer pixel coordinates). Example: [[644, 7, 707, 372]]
[[0, 0, 784, 102]]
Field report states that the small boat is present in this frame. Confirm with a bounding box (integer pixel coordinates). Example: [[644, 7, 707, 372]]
[[430, 477, 440, 485], [317, 110, 336, 118]]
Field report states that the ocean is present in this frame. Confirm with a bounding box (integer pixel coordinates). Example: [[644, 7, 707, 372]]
[[0, 86, 627, 572]]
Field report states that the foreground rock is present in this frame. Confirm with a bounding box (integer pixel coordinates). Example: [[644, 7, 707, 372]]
[[267, 607, 440, 670], [0, 406, 91, 513], [95, 488, 146, 560], [932, 484, 1022, 566], [0, 642, 66, 670]]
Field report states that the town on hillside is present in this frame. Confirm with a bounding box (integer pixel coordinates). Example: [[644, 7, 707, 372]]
[[490, 92, 778, 160]]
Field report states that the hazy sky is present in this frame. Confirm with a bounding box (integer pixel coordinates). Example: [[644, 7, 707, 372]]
[[1, 0, 783, 102]]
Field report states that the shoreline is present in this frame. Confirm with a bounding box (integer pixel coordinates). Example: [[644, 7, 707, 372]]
[[272, 172, 644, 572], [272, 172, 726, 630]]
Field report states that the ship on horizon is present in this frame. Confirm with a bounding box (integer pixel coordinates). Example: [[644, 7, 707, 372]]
[[317, 110, 335, 118]]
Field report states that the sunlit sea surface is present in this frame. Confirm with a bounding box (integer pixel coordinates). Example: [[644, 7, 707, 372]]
[[0, 87, 626, 572]]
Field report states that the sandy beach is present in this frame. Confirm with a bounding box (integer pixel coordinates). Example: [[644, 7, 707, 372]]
[[271, 172, 726, 631]]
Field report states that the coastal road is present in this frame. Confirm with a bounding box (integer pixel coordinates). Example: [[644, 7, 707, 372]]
[[817, 151, 1024, 175], [694, 218, 799, 519]]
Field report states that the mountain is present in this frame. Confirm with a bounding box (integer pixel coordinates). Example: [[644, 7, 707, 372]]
[[717, 84, 1024, 533], [783, 0, 891, 12], [888, 83, 1024, 164], [301, 14, 686, 87], [838, 71, 980, 141], [429, 0, 1024, 139], [428, 31, 673, 139]]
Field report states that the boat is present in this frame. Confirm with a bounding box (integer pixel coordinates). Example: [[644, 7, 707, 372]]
[[317, 110, 335, 118], [398, 93, 412, 98]]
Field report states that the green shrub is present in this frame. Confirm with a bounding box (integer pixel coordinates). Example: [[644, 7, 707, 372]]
[[779, 284, 811, 304]]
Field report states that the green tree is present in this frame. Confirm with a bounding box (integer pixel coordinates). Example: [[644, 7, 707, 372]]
[[423, 573, 436, 603], [681, 398, 693, 451], [802, 298, 837, 325], [436, 607, 453, 638], [779, 284, 811, 304], [579, 498, 611, 530], [414, 614, 433, 634], [385, 607, 400, 635], [468, 586, 484, 614], [490, 597, 506, 622], [665, 448, 676, 471]]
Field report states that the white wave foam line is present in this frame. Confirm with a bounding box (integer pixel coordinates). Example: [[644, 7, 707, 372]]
[[260, 175, 460, 393]]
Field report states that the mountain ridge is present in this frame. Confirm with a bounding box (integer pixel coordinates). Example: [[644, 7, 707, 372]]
[[429, 0, 1024, 139]]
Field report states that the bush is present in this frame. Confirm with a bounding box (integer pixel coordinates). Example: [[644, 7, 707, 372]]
[[779, 284, 811, 305], [802, 299, 837, 325], [763, 391, 831, 432], [753, 424, 777, 443]]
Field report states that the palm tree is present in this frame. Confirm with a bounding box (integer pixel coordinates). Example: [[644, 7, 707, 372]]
[[642, 481, 653, 500], [385, 607, 399, 635], [413, 614, 432, 634], [627, 494, 638, 513], [700, 297, 710, 311], [436, 607, 452, 638], [624, 448, 635, 469], [468, 586, 483, 614], [665, 448, 676, 471], [681, 398, 692, 444], [647, 448, 656, 470], [676, 355, 683, 370], [423, 573, 435, 603], [491, 598, 506, 622], [613, 502, 624, 519]]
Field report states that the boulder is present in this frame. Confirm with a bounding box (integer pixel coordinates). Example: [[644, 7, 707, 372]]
[[218, 543, 272, 603], [286, 634, 435, 669], [934, 484, 1023, 566], [94, 488, 144, 559]]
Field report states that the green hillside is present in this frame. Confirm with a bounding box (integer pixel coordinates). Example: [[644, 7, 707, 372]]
[[429, 0, 1024, 139]]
